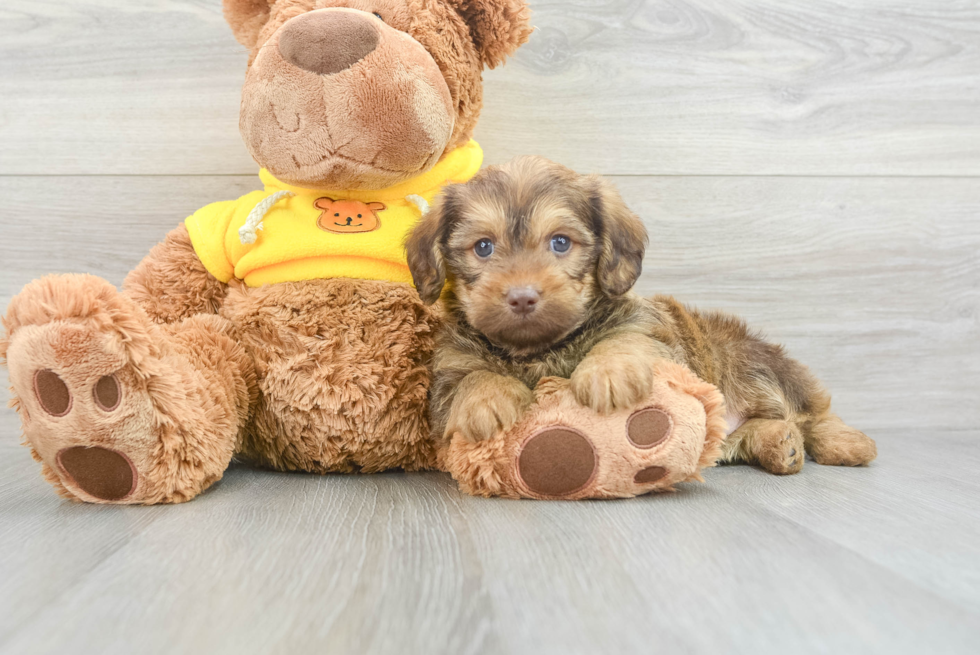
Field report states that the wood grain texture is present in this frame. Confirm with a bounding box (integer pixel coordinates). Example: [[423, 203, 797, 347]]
[[2, 1, 979, 175], [1, 390, 978, 654], [480, 0, 980, 175], [2, 174, 976, 431]]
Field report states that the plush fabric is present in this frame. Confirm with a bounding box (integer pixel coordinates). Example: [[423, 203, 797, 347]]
[[441, 361, 727, 499], [1, 275, 255, 504], [185, 141, 483, 286], [231, 0, 532, 190], [1, 0, 721, 504]]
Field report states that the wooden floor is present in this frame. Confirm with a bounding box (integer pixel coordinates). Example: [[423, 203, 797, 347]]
[[1, 410, 978, 654], [1, 0, 978, 653]]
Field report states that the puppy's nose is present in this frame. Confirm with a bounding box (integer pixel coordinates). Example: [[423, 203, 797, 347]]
[[278, 10, 380, 76], [507, 287, 540, 315]]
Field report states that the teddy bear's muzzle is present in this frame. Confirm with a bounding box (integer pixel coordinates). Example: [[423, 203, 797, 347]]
[[239, 7, 456, 191], [277, 9, 380, 76]]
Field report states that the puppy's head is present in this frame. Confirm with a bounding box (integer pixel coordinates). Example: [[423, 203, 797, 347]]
[[406, 156, 647, 354]]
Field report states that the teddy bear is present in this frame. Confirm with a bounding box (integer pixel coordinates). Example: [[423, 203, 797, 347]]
[[443, 362, 727, 500], [0, 0, 725, 504]]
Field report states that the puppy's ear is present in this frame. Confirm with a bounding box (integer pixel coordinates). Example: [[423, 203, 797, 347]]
[[223, 0, 273, 49], [588, 176, 648, 296], [450, 0, 533, 69], [406, 200, 450, 305]]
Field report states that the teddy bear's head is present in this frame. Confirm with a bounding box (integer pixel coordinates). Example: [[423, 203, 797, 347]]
[[223, 0, 532, 190]]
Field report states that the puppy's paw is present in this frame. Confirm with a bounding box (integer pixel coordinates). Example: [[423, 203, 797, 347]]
[[448, 377, 533, 442], [571, 353, 655, 415]]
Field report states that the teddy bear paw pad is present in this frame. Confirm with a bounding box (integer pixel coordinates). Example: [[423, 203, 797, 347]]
[[57, 446, 137, 502], [517, 427, 597, 498]]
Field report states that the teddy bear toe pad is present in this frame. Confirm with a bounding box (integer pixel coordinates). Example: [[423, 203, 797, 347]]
[[626, 407, 673, 448], [93, 374, 122, 411], [33, 369, 72, 417], [634, 466, 668, 484]]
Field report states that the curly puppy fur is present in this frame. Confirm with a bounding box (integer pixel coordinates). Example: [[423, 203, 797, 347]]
[[406, 156, 877, 475]]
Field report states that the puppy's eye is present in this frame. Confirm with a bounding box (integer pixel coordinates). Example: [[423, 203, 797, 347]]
[[474, 239, 494, 258], [550, 235, 572, 254], [373, 12, 384, 21]]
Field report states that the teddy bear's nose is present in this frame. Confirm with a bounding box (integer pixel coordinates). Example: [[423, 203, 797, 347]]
[[278, 9, 380, 76]]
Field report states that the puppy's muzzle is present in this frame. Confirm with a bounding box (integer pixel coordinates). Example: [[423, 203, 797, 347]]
[[507, 287, 540, 316]]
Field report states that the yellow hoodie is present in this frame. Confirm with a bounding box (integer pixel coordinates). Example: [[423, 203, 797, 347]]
[[185, 141, 483, 287]]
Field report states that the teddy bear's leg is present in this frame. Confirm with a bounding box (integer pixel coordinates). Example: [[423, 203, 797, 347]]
[[2, 274, 255, 504], [219, 279, 438, 474], [443, 362, 727, 499]]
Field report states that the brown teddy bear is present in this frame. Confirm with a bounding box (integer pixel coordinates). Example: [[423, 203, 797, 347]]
[[1, 0, 726, 504], [0, 0, 534, 504]]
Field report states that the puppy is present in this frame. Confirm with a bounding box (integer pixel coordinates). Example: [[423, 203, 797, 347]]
[[406, 156, 877, 474]]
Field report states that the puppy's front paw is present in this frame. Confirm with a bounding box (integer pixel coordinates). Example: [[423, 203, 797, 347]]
[[571, 354, 655, 415], [449, 378, 533, 442]]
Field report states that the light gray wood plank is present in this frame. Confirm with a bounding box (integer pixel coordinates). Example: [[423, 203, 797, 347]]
[[481, 0, 980, 175], [616, 174, 980, 432], [0, 175, 259, 300], [0, 0, 254, 176], [1, 174, 976, 431], [1, 407, 978, 654], [2, 1, 979, 176], [451, 461, 980, 655], [709, 432, 980, 613]]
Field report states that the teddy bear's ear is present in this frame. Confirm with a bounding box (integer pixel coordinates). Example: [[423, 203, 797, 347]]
[[450, 0, 533, 69], [223, 0, 274, 49]]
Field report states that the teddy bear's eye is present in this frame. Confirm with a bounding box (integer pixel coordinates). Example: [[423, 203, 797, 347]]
[[373, 12, 384, 22]]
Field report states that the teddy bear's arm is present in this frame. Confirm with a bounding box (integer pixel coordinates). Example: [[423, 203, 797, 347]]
[[122, 223, 228, 324]]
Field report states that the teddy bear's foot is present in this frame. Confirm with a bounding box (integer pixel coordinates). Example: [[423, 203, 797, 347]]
[[442, 361, 727, 500], [516, 406, 694, 497], [2, 275, 253, 504]]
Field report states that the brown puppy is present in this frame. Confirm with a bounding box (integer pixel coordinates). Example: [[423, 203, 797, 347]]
[[406, 156, 877, 474]]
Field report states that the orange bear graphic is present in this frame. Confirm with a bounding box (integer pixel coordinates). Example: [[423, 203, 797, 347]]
[[314, 197, 386, 234]]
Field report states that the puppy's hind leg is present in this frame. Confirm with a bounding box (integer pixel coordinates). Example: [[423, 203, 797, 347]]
[[803, 413, 877, 467], [725, 418, 805, 475]]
